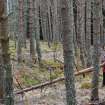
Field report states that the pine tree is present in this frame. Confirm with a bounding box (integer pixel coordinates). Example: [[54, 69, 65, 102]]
[[85, 0, 92, 67], [77, 0, 87, 68], [17, 0, 24, 63], [60, 0, 76, 104], [28, 0, 36, 61], [0, 0, 14, 104], [34, 0, 42, 64], [91, 0, 101, 102]]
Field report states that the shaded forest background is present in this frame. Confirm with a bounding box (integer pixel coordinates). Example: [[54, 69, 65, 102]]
[[0, 0, 105, 105]]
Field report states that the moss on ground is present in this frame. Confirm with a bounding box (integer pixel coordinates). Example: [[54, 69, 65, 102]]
[[80, 82, 92, 89], [15, 60, 64, 88], [21, 74, 41, 87], [41, 60, 64, 69], [40, 42, 62, 53]]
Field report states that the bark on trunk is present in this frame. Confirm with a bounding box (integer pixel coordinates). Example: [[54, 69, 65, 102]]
[[28, 0, 36, 61], [0, 0, 14, 104], [60, 0, 76, 104], [91, 0, 101, 102]]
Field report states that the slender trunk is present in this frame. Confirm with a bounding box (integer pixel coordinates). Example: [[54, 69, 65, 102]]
[[103, 0, 105, 44], [91, 0, 101, 102], [28, 0, 36, 61], [0, 20, 4, 104], [40, 0, 47, 41], [60, 0, 76, 104], [17, 0, 24, 63], [85, 0, 92, 67], [77, 0, 87, 68], [34, 0, 42, 64], [100, 0, 104, 46]]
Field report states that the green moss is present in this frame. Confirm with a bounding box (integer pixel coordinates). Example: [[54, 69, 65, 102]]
[[21, 75, 41, 86], [51, 42, 62, 51], [50, 73, 59, 80], [81, 82, 92, 89], [40, 42, 62, 53], [41, 60, 63, 69], [15, 59, 64, 87]]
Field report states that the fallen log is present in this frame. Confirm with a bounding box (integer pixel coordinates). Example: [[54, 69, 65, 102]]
[[15, 62, 105, 95], [15, 77, 64, 95]]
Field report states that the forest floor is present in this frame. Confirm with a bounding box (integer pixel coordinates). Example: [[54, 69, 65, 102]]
[[14, 83, 105, 105], [9, 40, 105, 105]]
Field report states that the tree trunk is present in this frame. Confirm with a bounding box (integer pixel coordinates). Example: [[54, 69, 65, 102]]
[[85, 0, 92, 67], [60, 0, 76, 105], [77, 0, 87, 68], [0, 0, 14, 104], [28, 0, 36, 61], [103, 0, 105, 44], [17, 0, 24, 63], [34, 0, 42, 64], [91, 0, 101, 102], [0, 20, 4, 104]]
